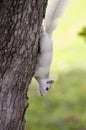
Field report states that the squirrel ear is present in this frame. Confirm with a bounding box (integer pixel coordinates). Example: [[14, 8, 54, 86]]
[[47, 80, 54, 84]]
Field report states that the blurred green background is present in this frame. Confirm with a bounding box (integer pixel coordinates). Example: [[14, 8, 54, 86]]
[[25, 0, 86, 130]]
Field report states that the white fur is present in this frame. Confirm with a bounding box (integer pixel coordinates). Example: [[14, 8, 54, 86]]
[[36, 78, 51, 96], [34, 32, 53, 96], [34, 0, 68, 96], [45, 0, 68, 35], [34, 32, 52, 78]]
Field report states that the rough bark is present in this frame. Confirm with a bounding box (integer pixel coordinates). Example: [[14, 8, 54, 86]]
[[0, 0, 48, 130]]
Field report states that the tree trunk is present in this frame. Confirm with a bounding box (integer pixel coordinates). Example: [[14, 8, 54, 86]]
[[0, 0, 48, 129]]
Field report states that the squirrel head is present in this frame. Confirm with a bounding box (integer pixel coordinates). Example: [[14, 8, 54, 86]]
[[38, 78, 54, 96]]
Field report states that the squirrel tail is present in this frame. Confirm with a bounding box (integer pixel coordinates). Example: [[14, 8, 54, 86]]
[[44, 0, 68, 35]]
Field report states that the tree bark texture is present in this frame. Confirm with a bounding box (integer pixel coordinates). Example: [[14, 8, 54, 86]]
[[0, 0, 48, 129]]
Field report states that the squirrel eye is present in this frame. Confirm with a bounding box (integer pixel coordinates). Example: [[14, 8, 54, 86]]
[[46, 87, 49, 91]]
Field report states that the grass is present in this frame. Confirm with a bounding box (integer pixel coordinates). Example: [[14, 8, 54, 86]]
[[25, 0, 86, 130], [25, 69, 86, 130]]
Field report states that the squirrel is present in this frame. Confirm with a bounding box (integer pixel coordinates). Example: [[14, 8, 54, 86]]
[[34, 0, 68, 96]]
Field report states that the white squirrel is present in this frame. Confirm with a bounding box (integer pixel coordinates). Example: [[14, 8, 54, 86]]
[[34, 0, 68, 96]]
